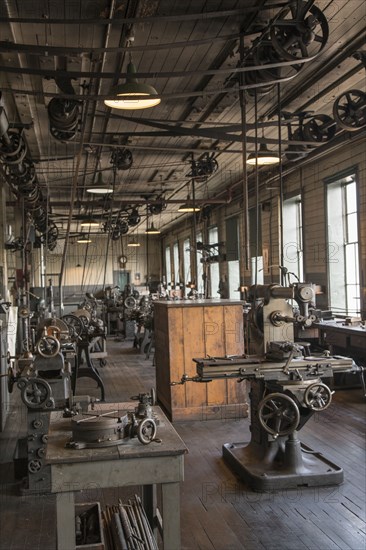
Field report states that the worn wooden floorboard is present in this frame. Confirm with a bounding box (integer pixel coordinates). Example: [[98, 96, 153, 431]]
[[0, 338, 365, 550]]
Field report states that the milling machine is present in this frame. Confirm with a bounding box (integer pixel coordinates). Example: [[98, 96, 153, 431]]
[[173, 283, 359, 491]]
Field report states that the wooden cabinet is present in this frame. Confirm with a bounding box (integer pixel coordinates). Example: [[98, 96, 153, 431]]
[[154, 299, 248, 421]]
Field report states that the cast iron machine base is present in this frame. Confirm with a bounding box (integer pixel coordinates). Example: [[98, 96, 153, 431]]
[[222, 379, 343, 491], [172, 350, 357, 492]]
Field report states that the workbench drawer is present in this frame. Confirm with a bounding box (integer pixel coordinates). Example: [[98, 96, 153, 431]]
[[75, 502, 105, 550]]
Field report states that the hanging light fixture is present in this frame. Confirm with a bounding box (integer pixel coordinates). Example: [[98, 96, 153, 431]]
[[247, 130, 280, 166], [178, 199, 201, 213], [104, 54, 161, 110], [247, 142, 280, 165], [86, 172, 113, 194], [145, 223, 161, 235], [77, 234, 92, 243], [80, 218, 100, 227], [127, 238, 141, 247]]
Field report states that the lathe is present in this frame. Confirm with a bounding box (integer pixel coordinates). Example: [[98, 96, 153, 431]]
[[10, 314, 158, 493], [173, 283, 359, 491]]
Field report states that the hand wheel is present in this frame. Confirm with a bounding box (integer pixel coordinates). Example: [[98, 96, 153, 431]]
[[258, 392, 300, 438], [137, 418, 157, 445], [62, 314, 85, 338], [304, 382, 332, 411], [36, 335, 60, 357], [20, 378, 52, 409]]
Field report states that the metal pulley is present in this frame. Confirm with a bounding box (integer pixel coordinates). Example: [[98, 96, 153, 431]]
[[333, 89, 366, 131], [270, 1, 329, 61]]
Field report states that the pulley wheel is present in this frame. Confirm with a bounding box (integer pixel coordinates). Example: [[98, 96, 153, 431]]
[[258, 392, 300, 437], [303, 114, 336, 143], [333, 89, 366, 131], [270, 1, 329, 61]]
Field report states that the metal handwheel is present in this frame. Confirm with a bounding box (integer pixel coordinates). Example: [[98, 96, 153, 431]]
[[270, 0, 329, 61], [124, 296, 137, 309], [137, 418, 157, 445], [258, 392, 300, 437], [333, 89, 366, 131], [304, 382, 332, 411], [62, 314, 85, 338], [20, 378, 52, 409], [36, 335, 60, 357]]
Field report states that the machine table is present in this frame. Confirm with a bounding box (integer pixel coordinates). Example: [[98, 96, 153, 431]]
[[46, 402, 188, 550]]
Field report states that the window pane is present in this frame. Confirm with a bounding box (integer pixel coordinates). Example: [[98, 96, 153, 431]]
[[183, 238, 191, 284], [346, 180, 357, 213], [251, 257, 264, 285], [327, 175, 360, 315], [165, 246, 171, 283], [346, 284, 360, 315], [228, 260, 240, 298], [346, 212, 358, 243], [283, 195, 303, 281], [173, 243, 179, 283], [210, 263, 220, 298], [196, 232, 204, 296], [345, 244, 358, 285]]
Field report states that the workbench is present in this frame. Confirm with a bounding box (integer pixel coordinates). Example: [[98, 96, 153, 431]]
[[154, 299, 248, 421], [315, 320, 366, 357], [46, 402, 188, 550]]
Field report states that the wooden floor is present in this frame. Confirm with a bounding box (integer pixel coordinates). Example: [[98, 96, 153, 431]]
[[0, 338, 365, 550]]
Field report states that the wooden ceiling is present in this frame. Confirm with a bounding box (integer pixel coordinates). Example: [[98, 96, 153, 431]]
[[0, 0, 365, 246]]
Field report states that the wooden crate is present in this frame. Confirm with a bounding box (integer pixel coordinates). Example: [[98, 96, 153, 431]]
[[75, 502, 105, 550], [154, 299, 248, 421]]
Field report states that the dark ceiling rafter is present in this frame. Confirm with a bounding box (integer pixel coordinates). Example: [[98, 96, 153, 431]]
[[0, 4, 290, 26], [0, 32, 245, 55], [0, 55, 316, 81], [93, 115, 325, 146]]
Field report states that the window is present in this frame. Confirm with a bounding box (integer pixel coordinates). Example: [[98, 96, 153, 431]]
[[283, 194, 304, 282], [249, 207, 263, 285], [226, 217, 240, 298], [196, 231, 204, 296], [173, 242, 180, 284], [208, 226, 220, 298], [183, 238, 191, 284], [165, 245, 171, 284], [326, 172, 360, 316]]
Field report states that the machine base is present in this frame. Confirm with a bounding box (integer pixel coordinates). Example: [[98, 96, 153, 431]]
[[223, 440, 343, 492]]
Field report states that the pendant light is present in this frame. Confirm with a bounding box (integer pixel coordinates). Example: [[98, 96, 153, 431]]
[[77, 234, 92, 243], [80, 219, 100, 227], [145, 223, 161, 235], [178, 197, 201, 213], [247, 129, 280, 165], [86, 172, 113, 194], [127, 238, 141, 247], [104, 54, 161, 110]]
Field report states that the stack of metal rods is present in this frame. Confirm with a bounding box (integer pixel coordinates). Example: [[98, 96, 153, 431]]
[[103, 495, 158, 550]]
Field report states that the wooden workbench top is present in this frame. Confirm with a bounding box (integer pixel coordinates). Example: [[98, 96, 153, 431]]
[[46, 402, 188, 464]]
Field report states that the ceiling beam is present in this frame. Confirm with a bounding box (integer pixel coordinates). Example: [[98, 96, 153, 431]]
[[0, 5, 288, 25]]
